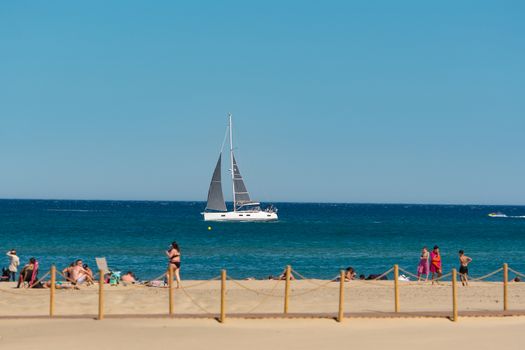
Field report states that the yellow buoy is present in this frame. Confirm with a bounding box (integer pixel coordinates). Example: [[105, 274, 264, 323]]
[[208, 226, 212, 231]]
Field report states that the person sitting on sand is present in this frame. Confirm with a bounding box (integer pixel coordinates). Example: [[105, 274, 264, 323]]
[[70, 259, 92, 285], [277, 269, 296, 280], [83, 264, 94, 282], [344, 267, 356, 281], [333, 267, 357, 282], [267, 269, 297, 280], [17, 257, 38, 288], [458, 250, 472, 286], [430, 246, 442, 285], [121, 271, 137, 283], [62, 262, 75, 282]]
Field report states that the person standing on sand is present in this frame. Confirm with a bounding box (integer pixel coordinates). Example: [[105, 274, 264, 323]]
[[166, 241, 181, 288], [458, 250, 472, 286], [6, 249, 19, 282], [417, 246, 430, 282], [430, 245, 442, 285]]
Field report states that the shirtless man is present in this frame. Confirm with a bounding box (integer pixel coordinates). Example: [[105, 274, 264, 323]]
[[70, 259, 92, 285], [458, 250, 473, 286], [62, 263, 74, 282]]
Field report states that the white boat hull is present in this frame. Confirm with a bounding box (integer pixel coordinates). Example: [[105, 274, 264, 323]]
[[204, 211, 278, 222]]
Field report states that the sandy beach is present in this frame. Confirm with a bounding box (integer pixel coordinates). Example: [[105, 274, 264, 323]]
[[1, 317, 524, 350], [2, 279, 524, 349], [1, 279, 524, 316]]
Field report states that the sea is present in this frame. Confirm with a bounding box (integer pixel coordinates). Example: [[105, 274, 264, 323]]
[[1, 200, 524, 281]]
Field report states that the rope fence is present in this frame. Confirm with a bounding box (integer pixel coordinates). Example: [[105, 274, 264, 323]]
[[1, 263, 524, 322]]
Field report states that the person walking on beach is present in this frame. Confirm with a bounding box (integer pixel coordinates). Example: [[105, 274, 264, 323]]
[[417, 246, 430, 282], [6, 249, 19, 282], [458, 250, 472, 286], [430, 245, 442, 285], [166, 241, 181, 288]]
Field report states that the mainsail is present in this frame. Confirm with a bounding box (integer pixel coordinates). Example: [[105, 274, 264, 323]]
[[232, 154, 252, 206], [205, 155, 227, 212]]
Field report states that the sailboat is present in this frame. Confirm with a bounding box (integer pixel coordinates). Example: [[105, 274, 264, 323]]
[[203, 114, 278, 222]]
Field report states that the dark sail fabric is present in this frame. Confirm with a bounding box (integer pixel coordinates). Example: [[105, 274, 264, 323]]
[[232, 154, 252, 205], [205, 155, 227, 212]]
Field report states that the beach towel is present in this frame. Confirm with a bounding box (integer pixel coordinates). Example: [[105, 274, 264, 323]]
[[398, 274, 410, 282], [430, 252, 442, 273]]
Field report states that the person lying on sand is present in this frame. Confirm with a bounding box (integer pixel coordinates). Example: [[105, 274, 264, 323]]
[[333, 267, 357, 282], [267, 269, 296, 280], [121, 271, 137, 283], [37, 281, 79, 290]]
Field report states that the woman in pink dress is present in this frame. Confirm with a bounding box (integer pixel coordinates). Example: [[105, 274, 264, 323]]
[[417, 247, 430, 281]]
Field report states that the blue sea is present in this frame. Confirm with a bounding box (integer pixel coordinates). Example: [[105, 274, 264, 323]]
[[1, 200, 524, 281]]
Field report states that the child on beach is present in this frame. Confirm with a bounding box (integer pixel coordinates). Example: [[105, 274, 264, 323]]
[[417, 247, 430, 282], [166, 241, 181, 288], [458, 250, 472, 286], [430, 246, 442, 285]]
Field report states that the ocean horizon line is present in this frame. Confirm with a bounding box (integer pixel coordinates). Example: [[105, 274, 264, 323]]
[[0, 197, 524, 207]]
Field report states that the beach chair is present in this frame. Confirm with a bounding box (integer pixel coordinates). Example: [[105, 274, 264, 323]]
[[95, 257, 121, 285], [17, 260, 39, 288], [95, 257, 109, 273], [29, 261, 39, 287]]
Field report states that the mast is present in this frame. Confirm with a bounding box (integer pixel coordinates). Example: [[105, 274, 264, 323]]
[[229, 113, 236, 211]]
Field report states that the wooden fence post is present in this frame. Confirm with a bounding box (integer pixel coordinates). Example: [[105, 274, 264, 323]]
[[284, 265, 291, 314], [452, 268, 458, 322], [220, 269, 226, 323], [503, 263, 508, 311], [337, 270, 345, 322], [394, 264, 399, 313], [98, 269, 104, 320], [168, 266, 174, 316], [49, 265, 56, 317]]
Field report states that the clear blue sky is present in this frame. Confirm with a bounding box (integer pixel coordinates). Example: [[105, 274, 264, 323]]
[[1, 1, 524, 204]]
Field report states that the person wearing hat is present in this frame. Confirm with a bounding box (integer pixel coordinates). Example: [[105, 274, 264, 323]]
[[430, 245, 442, 285], [6, 249, 20, 282]]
